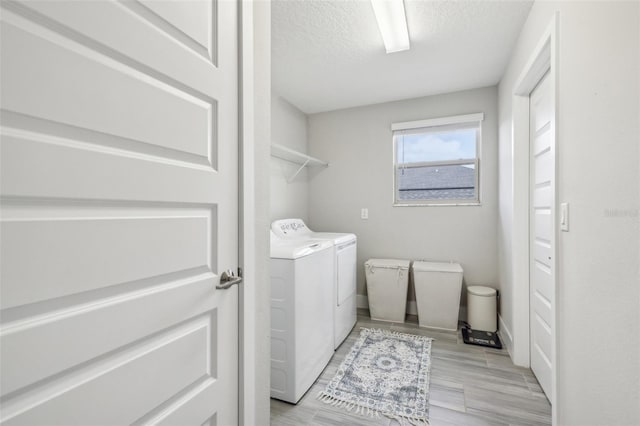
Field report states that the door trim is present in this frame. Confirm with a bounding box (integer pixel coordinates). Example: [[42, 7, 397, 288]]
[[239, 1, 270, 424], [511, 12, 558, 424], [239, 3, 255, 424]]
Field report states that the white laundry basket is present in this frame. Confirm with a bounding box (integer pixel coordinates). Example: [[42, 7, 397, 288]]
[[412, 261, 464, 331], [364, 259, 410, 322]]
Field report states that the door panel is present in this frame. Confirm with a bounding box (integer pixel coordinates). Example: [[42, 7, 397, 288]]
[[1, 210, 211, 308], [1, 270, 213, 395], [3, 318, 212, 425], [532, 261, 553, 302], [1, 14, 213, 161], [530, 72, 554, 401], [0, 131, 219, 202], [533, 183, 552, 208], [0, 0, 238, 424], [533, 240, 551, 265], [137, 0, 214, 56], [533, 129, 551, 156], [534, 150, 553, 185], [12, 0, 221, 94], [534, 210, 552, 241]]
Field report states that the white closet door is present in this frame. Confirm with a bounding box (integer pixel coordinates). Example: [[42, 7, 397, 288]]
[[0, 0, 239, 424], [529, 71, 554, 401]]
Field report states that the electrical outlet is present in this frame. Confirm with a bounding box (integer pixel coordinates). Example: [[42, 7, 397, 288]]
[[361, 208, 368, 220]]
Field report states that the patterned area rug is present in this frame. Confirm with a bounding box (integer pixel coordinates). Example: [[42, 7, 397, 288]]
[[318, 328, 433, 425]]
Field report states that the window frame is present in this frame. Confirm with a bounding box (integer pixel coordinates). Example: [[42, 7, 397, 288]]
[[392, 113, 484, 207]]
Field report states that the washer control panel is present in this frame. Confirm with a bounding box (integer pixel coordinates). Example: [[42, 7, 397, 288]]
[[271, 218, 311, 238]]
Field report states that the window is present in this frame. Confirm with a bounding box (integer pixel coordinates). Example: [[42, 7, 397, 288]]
[[393, 113, 483, 205]]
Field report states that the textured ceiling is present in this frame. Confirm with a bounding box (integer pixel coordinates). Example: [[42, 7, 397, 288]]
[[272, 0, 533, 113]]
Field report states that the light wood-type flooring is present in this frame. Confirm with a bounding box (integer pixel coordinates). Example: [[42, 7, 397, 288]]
[[270, 309, 551, 426]]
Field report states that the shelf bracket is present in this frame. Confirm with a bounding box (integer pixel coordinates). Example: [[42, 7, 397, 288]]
[[287, 158, 310, 183]]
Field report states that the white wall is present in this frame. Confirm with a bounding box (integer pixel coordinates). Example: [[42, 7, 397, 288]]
[[308, 87, 498, 309], [498, 2, 640, 424], [270, 95, 309, 222]]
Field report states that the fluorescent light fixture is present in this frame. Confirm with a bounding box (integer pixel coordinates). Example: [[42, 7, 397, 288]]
[[370, 0, 410, 53]]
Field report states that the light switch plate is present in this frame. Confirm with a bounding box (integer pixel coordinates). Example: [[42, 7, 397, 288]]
[[560, 202, 569, 231], [361, 208, 368, 220]]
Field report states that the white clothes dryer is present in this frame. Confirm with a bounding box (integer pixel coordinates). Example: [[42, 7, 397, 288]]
[[269, 231, 334, 403], [272, 219, 357, 349]]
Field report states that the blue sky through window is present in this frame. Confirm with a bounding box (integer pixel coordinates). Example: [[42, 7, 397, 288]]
[[397, 129, 476, 163]]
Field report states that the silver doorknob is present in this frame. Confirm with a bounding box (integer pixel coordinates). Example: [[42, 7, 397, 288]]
[[216, 268, 242, 289]]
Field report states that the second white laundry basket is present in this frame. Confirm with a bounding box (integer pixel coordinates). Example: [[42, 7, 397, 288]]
[[413, 261, 464, 331], [364, 259, 410, 323]]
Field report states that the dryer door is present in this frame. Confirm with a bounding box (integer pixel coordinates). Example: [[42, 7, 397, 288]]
[[336, 241, 357, 306]]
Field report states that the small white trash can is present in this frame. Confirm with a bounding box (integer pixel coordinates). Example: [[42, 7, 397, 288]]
[[364, 259, 410, 322], [467, 286, 497, 332], [413, 261, 464, 331]]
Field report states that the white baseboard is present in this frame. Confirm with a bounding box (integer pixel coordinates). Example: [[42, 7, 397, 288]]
[[356, 294, 369, 310], [459, 306, 467, 322], [498, 314, 514, 358], [407, 301, 417, 316]]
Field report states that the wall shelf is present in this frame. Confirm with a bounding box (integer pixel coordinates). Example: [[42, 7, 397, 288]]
[[271, 143, 328, 182]]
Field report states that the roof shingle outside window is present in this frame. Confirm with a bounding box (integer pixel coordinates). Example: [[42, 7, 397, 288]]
[[397, 165, 475, 201]]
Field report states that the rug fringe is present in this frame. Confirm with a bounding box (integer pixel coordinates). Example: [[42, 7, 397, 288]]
[[317, 391, 430, 425], [388, 413, 431, 426], [359, 327, 434, 343]]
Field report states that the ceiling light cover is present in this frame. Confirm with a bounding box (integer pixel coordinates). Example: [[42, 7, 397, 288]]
[[370, 0, 410, 53]]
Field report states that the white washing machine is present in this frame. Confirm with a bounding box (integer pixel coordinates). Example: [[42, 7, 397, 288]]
[[272, 219, 357, 349], [269, 231, 334, 403]]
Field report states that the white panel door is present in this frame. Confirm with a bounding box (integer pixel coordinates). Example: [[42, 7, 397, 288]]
[[529, 72, 554, 401], [0, 0, 239, 424]]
